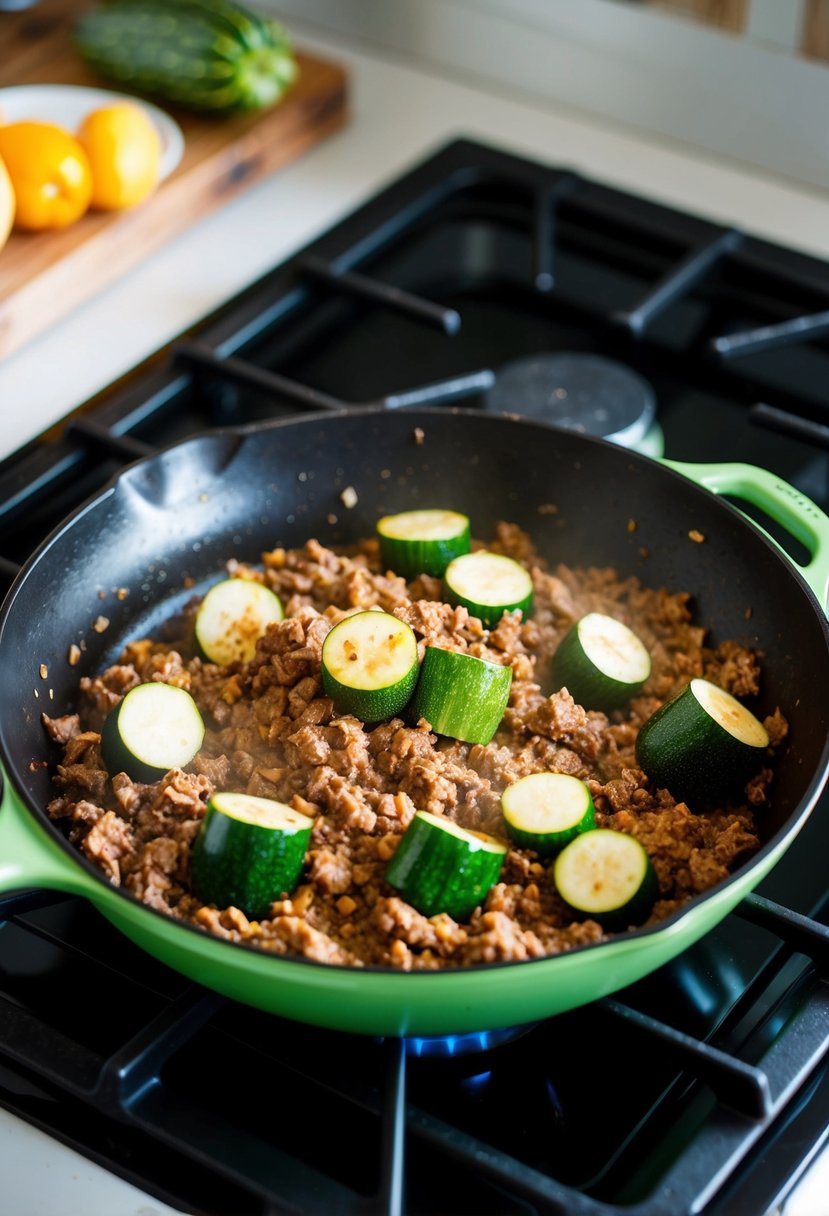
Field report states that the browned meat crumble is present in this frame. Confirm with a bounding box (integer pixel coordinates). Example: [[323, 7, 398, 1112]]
[[43, 524, 784, 970]]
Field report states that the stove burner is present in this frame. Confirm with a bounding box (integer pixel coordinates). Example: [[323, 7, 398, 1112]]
[[485, 352, 663, 455], [403, 1024, 536, 1058]]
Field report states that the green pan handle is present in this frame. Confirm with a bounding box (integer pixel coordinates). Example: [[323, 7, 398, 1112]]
[[0, 764, 96, 899], [662, 460, 829, 615]]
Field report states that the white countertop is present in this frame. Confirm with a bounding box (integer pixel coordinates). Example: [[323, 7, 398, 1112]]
[[2, 16, 829, 1215]]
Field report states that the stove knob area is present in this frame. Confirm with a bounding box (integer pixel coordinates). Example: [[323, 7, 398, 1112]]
[[485, 352, 664, 457]]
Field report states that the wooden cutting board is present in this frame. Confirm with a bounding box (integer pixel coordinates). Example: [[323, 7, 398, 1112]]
[[0, 0, 348, 360]]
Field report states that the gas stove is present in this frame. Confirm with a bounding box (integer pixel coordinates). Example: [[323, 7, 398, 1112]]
[[1, 137, 829, 1216]]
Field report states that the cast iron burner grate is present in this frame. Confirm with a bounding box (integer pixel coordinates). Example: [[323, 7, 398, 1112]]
[[0, 884, 828, 1216], [2, 138, 829, 1215]]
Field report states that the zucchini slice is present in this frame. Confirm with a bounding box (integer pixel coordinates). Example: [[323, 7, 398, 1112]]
[[443, 551, 533, 628], [501, 771, 595, 855], [376, 508, 471, 578], [102, 682, 205, 783], [551, 613, 651, 711], [191, 792, 314, 919], [553, 828, 657, 930], [195, 577, 284, 666], [408, 645, 512, 745], [385, 809, 507, 920], [321, 610, 419, 723], [635, 677, 770, 805]]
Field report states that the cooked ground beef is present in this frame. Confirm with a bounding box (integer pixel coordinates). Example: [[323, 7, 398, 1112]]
[[44, 525, 784, 969]]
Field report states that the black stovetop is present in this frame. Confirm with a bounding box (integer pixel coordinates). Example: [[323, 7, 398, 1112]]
[[2, 138, 829, 1216]]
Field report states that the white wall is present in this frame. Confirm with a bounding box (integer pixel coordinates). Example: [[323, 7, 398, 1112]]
[[266, 0, 829, 194]]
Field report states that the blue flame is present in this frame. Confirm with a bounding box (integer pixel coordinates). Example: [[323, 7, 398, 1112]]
[[404, 1024, 535, 1058], [461, 1069, 493, 1093]]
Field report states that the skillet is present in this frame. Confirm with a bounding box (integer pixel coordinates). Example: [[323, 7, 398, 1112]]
[[0, 406, 828, 1036]]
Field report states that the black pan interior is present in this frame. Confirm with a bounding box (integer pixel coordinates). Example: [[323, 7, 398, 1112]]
[[2, 408, 828, 859]]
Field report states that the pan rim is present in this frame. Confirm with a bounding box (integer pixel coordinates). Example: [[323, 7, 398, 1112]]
[[2, 405, 828, 984]]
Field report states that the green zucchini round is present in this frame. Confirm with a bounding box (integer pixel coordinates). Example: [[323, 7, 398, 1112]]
[[321, 610, 419, 723], [385, 810, 507, 921], [551, 613, 651, 711], [408, 645, 512, 744], [101, 682, 205, 783], [376, 508, 471, 578], [501, 771, 595, 855], [443, 551, 533, 628], [191, 792, 314, 918], [635, 677, 770, 805], [194, 577, 283, 666], [553, 828, 657, 930]]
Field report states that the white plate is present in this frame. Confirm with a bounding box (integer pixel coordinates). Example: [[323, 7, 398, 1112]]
[[0, 84, 184, 181]]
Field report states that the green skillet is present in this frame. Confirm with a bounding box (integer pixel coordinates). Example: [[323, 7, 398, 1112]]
[[1, 408, 828, 1036]]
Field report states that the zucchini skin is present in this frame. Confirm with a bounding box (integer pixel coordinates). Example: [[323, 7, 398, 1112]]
[[323, 664, 418, 725], [191, 794, 312, 918], [553, 829, 658, 931], [551, 615, 650, 712], [321, 611, 419, 724], [385, 811, 506, 920], [501, 772, 595, 856], [101, 683, 205, 782], [74, 0, 298, 113], [635, 680, 768, 806], [408, 646, 512, 745], [443, 551, 533, 629], [376, 509, 471, 579]]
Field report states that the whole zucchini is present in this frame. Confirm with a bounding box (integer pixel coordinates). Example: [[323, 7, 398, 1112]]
[[74, 0, 298, 113]]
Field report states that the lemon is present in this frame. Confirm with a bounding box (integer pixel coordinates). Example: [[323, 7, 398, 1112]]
[[0, 155, 14, 251], [77, 102, 162, 211], [0, 122, 93, 231]]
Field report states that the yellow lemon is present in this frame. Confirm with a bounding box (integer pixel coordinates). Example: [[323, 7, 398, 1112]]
[[0, 122, 92, 231], [0, 154, 14, 251], [77, 102, 162, 211]]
